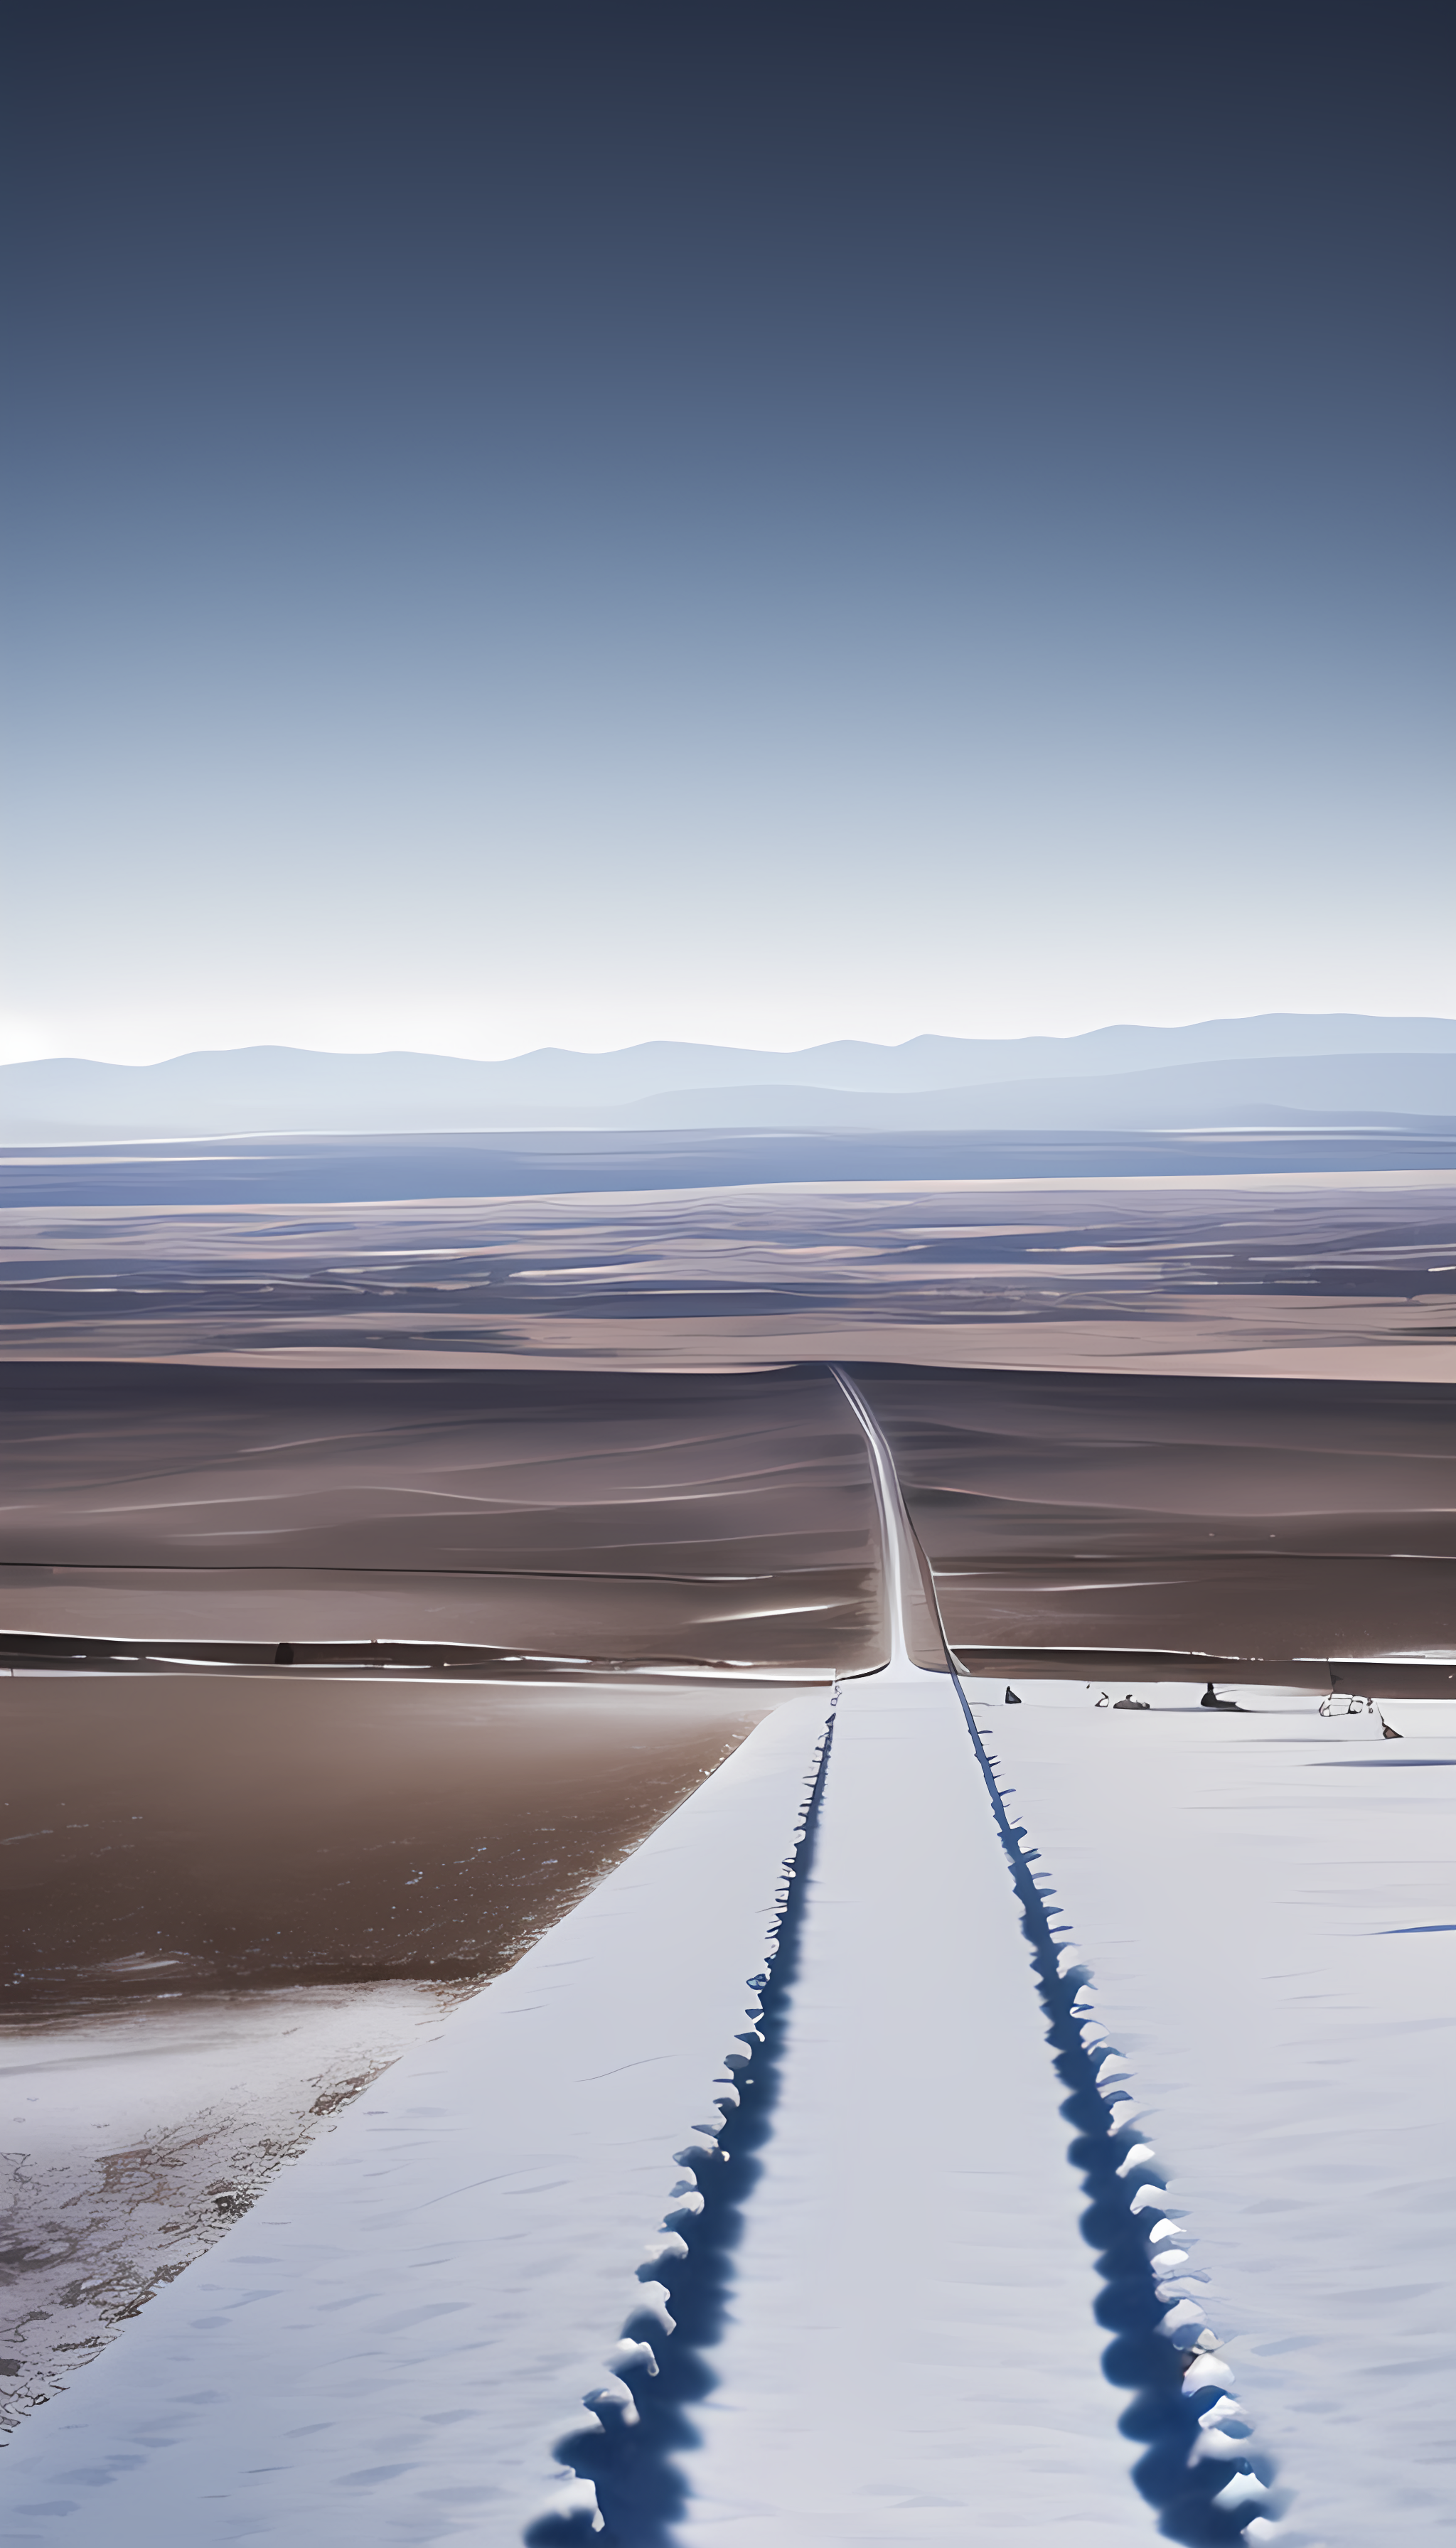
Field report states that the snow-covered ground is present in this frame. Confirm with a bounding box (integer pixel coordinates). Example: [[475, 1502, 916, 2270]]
[[1, 1984, 448, 2430], [953, 1680, 1456, 2547], [660, 1664, 1145, 2544], [0, 1691, 832, 2544]]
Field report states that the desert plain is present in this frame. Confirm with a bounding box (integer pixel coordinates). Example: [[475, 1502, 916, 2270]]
[[1, 1138, 1453, 2536]]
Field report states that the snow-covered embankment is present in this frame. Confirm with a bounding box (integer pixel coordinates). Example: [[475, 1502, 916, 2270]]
[[963, 1686, 1456, 2547], [0, 1689, 833, 2545]]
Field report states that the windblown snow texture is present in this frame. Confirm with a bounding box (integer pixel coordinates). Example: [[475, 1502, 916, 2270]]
[[652, 1668, 1148, 2543], [946, 1679, 1283, 2543], [528, 1693, 841, 2544], [960, 1687, 1456, 2546]]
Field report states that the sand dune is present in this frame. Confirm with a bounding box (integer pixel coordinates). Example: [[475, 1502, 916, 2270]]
[[0, 1364, 885, 1668], [857, 1361, 1456, 1677]]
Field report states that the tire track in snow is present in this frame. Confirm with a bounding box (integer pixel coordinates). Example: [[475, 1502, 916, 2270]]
[[525, 1701, 838, 2546], [530, 1367, 1288, 2543], [945, 1692, 1285, 2543]]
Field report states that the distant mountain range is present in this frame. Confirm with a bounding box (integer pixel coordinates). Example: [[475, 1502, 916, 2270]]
[[4, 1015, 1456, 1139]]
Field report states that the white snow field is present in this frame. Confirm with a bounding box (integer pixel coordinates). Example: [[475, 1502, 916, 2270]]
[[0, 1686, 834, 2545], [653, 1370, 1151, 2542], [663, 1662, 1147, 2545], [0, 1981, 451, 2428], [958, 1680, 1456, 2548]]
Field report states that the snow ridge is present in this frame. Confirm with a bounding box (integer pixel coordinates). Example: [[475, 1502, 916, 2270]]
[[948, 1670, 1287, 2544], [525, 1698, 840, 2545]]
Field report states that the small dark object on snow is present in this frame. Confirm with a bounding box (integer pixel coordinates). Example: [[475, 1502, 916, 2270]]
[[1005, 1685, 1022, 1704], [1201, 1681, 1240, 1710], [1113, 1694, 1150, 1710], [274, 1639, 294, 1664]]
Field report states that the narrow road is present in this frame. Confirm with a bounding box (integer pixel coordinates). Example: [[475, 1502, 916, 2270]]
[[830, 1362, 951, 1675]]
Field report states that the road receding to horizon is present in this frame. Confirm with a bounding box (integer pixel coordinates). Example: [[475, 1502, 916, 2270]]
[[2, 1160, 1453, 2539], [4, 1383, 1452, 2542]]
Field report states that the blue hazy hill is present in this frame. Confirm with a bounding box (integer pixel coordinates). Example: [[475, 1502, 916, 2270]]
[[5, 1016, 1456, 1137]]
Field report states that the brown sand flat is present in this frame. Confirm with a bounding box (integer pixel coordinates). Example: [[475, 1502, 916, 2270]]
[[1, 1171, 1452, 1381], [1, 1672, 781, 2016], [2, 1175, 1452, 1684], [854, 1362, 1456, 1674], [0, 1364, 884, 1669]]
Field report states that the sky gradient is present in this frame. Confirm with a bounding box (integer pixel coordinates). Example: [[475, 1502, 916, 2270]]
[[5, 1, 1452, 1064]]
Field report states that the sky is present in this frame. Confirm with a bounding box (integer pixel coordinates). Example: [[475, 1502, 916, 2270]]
[[4, 0, 1452, 1066]]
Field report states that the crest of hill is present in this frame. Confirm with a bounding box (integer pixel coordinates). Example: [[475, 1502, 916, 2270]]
[[4, 1015, 1456, 1138]]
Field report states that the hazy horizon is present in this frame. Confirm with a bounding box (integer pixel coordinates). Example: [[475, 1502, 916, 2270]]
[[11, 1005, 1456, 1075]]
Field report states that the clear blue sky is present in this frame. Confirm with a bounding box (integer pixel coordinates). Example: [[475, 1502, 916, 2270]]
[[4, 1, 1452, 1064]]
